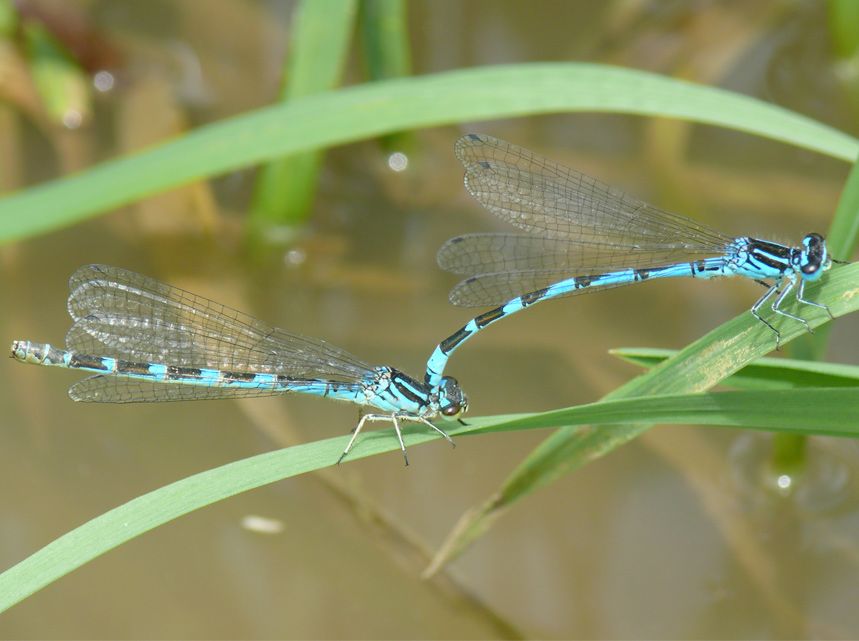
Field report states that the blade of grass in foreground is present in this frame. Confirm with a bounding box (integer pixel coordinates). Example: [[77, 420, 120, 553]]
[[1, 263, 858, 613], [612, 347, 859, 390], [468, 387, 859, 437], [0, 382, 857, 614], [423, 261, 859, 575], [1, 62, 857, 243]]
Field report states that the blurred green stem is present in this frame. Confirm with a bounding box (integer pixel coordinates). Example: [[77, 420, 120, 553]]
[[360, 0, 411, 80], [0, 0, 17, 37], [827, 0, 859, 136], [248, 0, 357, 244], [359, 0, 413, 150], [828, 0, 859, 58], [22, 20, 90, 127], [769, 434, 806, 478]]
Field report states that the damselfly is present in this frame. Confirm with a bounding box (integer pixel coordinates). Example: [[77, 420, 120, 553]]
[[425, 134, 837, 388], [11, 265, 467, 464]]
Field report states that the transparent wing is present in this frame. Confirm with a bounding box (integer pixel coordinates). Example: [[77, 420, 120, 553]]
[[65, 265, 373, 382], [69, 374, 364, 403], [438, 233, 722, 277], [454, 133, 732, 250]]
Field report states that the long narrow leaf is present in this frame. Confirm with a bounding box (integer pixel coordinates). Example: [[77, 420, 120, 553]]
[[1, 62, 856, 243], [612, 347, 859, 390], [477, 388, 859, 437], [1, 382, 857, 613]]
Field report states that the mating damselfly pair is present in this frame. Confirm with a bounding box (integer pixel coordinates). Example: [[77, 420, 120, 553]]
[[11, 135, 839, 463]]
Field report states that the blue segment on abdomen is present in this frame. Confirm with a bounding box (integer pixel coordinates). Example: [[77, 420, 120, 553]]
[[251, 373, 277, 387], [198, 368, 221, 385], [147, 363, 167, 378]]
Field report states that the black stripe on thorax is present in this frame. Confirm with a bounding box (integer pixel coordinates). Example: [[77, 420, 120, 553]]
[[749, 250, 789, 272], [748, 240, 791, 271], [749, 239, 791, 259], [390, 372, 427, 405]]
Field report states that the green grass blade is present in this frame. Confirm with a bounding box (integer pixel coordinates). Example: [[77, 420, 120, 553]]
[[612, 347, 859, 390], [472, 378, 859, 434], [249, 0, 357, 232], [473, 388, 859, 437], [1, 62, 857, 243], [0, 431, 421, 615], [425, 262, 859, 574], [3, 381, 858, 615]]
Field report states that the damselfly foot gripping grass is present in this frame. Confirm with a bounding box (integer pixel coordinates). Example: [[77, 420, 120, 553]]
[[425, 134, 837, 388], [11, 265, 467, 465]]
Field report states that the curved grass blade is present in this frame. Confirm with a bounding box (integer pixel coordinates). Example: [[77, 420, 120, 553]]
[[1, 62, 857, 243], [3, 384, 859, 613], [612, 347, 859, 390]]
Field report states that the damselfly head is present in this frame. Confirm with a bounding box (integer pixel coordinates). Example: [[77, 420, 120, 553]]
[[797, 232, 830, 281], [437, 375, 468, 418]]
